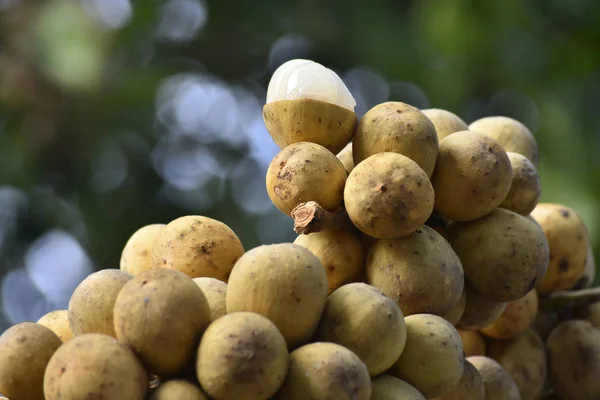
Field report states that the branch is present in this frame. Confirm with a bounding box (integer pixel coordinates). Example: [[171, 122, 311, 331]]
[[540, 287, 600, 310], [291, 201, 354, 234]]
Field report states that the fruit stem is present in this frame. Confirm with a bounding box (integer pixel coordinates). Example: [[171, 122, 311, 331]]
[[291, 201, 354, 234], [540, 287, 600, 310]]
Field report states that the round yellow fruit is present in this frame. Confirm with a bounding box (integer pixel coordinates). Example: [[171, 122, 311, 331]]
[[149, 380, 208, 400], [422, 108, 468, 142], [120, 223, 165, 275], [458, 330, 487, 357], [500, 152, 541, 216], [37, 309, 73, 342], [371, 375, 425, 400], [467, 356, 520, 400], [457, 284, 507, 331], [432, 360, 485, 400], [192, 277, 227, 321], [481, 289, 538, 339]]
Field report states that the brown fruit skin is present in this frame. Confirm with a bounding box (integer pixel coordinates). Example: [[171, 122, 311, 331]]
[[449, 208, 549, 302], [226, 243, 328, 348], [469, 116, 539, 166], [481, 289, 538, 339], [432, 130, 512, 221], [432, 360, 485, 400], [532, 309, 559, 342], [113, 269, 211, 377], [467, 356, 521, 400], [262, 98, 357, 155], [276, 342, 371, 400], [458, 284, 507, 331], [488, 329, 547, 400], [192, 277, 227, 321], [196, 312, 289, 400], [120, 224, 166, 276], [266, 142, 347, 215], [530, 203, 590, 294], [151, 215, 244, 281], [44, 333, 148, 400], [149, 380, 208, 400], [68, 269, 133, 337], [546, 320, 600, 400], [344, 152, 434, 239], [294, 229, 366, 294], [353, 102, 439, 177], [371, 375, 426, 400], [337, 142, 355, 173], [0, 322, 62, 400], [314, 283, 407, 377], [442, 288, 467, 326], [422, 108, 469, 142], [583, 301, 600, 329], [392, 314, 464, 399], [366, 225, 464, 316], [500, 153, 541, 216], [459, 330, 487, 357], [37, 310, 74, 342]]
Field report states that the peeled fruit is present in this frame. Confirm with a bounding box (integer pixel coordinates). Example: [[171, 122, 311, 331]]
[[344, 152, 434, 239], [226, 243, 328, 348], [392, 314, 464, 398], [546, 320, 600, 400], [432, 130, 512, 221], [458, 284, 507, 331], [276, 342, 371, 400], [530, 203, 590, 294], [337, 142, 355, 173], [113, 268, 211, 376], [44, 333, 148, 400], [442, 288, 467, 325], [266, 142, 347, 215], [371, 375, 425, 400], [500, 153, 541, 216], [422, 108, 468, 142], [469, 116, 538, 166], [488, 328, 547, 400], [366, 225, 464, 316], [68, 269, 133, 337], [481, 289, 538, 339], [120, 223, 165, 275], [467, 356, 520, 400], [196, 312, 289, 400], [0, 322, 62, 400], [433, 360, 485, 400], [449, 208, 549, 302], [37, 309, 73, 342], [151, 215, 244, 281], [149, 380, 208, 400], [459, 330, 487, 357], [193, 277, 227, 321], [263, 59, 356, 154], [293, 229, 365, 294], [353, 101, 439, 177], [315, 283, 407, 376]]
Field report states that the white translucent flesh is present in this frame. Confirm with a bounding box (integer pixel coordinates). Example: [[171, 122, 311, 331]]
[[266, 59, 356, 111]]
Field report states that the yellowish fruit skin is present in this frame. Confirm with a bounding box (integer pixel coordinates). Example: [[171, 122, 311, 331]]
[[422, 108, 469, 142], [44, 333, 148, 400], [353, 102, 439, 177], [366, 226, 464, 316], [151, 215, 244, 281], [457, 284, 507, 331], [192, 277, 227, 321], [432, 130, 512, 222], [337, 142, 355, 173], [469, 116, 539, 166], [277, 342, 371, 400], [467, 356, 521, 400], [226, 243, 328, 348], [113, 269, 211, 377], [315, 283, 407, 377], [37, 309, 74, 342], [149, 380, 208, 400], [500, 153, 541, 216], [458, 330, 487, 357], [344, 152, 434, 239], [488, 328, 547, 400], [196, 312, 289, 400], [574, 246, 595, 289], [530, 203, 589, 294], [68, 269, 133, 337], [266, 141, 347, 215], [442, 288, 467, 326], [371, 375, 425, 400], [547, 320, 600, 400], [262, 98, 357, 155], [392, 314, 464, 398], [0, 322, 62, 400], [293, 229, 365, 294], [120, 224, 165, 275], [449, 208, 549, 302], [481, 289, 538, 339], [432, 360, 485, 400]]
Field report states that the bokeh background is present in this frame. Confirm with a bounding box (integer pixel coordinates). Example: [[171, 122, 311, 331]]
[[1, 0, 599, 331]]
